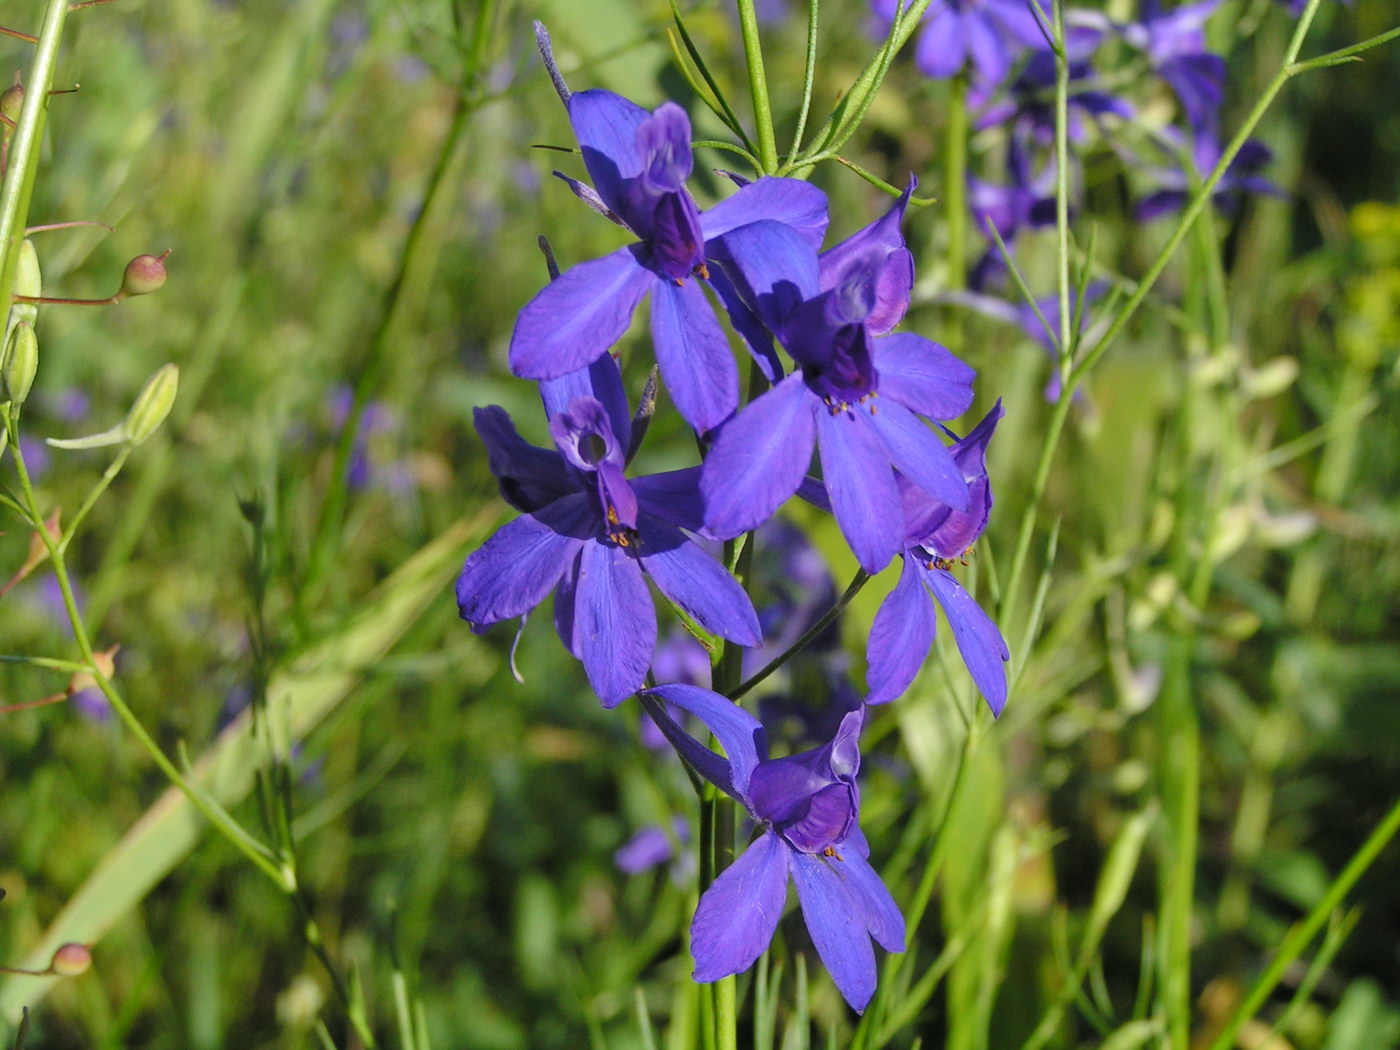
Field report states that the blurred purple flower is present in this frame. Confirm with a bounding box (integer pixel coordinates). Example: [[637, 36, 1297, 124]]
[[642, 685, 903, 1012], [873, 0, 1050, 91], [967, 139, 1058, 289], [1136, 129, 1282, 221], [615, 816, 694, 883], [977, 48, 1132, 144]]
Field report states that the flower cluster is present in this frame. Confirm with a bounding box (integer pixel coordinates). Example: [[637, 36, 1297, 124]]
[[456, 25, 1008, 1014]]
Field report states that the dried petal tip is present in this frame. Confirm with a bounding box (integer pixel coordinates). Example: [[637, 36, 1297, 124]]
[[50, 943, 91, 977], [120, 250, 170, 298]]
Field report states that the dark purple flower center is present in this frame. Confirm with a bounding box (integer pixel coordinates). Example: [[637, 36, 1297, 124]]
[[747, 746, 858, 854], [549, 397, 639, 544]]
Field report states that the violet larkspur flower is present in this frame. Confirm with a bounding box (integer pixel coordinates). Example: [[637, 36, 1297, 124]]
[[1136, 129, 1281, 221], [873, 0, 1049, 91], [866, 402, 1009, 711], [456, 360, 761, 707], [701, 187, 975, 574], [641, 684, 904, 1012], [509, 88, 827, 433], [1121, 0, 1226, 134], [978, 48, 1132, 144]]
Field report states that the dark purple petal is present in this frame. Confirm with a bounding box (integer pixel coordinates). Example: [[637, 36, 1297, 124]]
[[539, 354, 631, 451], [926, 568, 1009, 716], [553, 551, 583, 657], [780, 783, 857, 854], [510, 246, 653, 380], [632, 466, 705, 531], [708, 220, 821, 334], [700, 176, 830, 249], [643, 683, 767, 800], [702, 374, 817, 540], [575, 542, 655, 706], [472, 406, 574, 513], [872, 334, 976, 420], [637, 515, 762, 645], [816, 409, 902, 573], [841, 849, 905, 952], [790, 851, 878, 1012], [456, 494, 594, 629], [650, 277, 739, 433], [1137, 189, 1188, 221], [866, 556, 937, 705], [866, 400, 970, 512], [917, 400, 1003, 555], [691, 830, 789, 982], [567, 89, 649, 218]]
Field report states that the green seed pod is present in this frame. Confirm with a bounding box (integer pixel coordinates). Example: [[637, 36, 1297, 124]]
[[0, 81, 22, 145], [11, 238, 41, 325], [2, 320, 38, 404], [120, 250, 169, 298], [123, 363, 179, 445]]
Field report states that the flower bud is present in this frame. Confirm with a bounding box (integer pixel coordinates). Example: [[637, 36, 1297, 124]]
[[11, 238, 41, 325], [123, 363, 178, 445], [119, 250, 169, 298], [49, 943, 91, 977], [2, 320, 37, 404], [0, 81, 22, 143]]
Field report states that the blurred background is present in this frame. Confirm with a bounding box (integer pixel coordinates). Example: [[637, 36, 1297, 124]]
[[0, 0, 1396, 1046]]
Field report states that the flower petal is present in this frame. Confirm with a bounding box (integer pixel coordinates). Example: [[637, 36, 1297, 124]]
[[709, 220, 821, 333], [700, 176, 830, 248], [867, 399, 970, 512], [790, 851, 878, 1012], [510, 246, 652, 380], [575, 542, 656, 707], [567, 89, 649, 217], [866, 556, 937, 704], [872, 333, 976, 420], [841, 849, 906, 952], [650, 277, 739, 433], [816, 409, 903, 574], [819, 181, 914, 335], [553, 551, 583, 657], [691, 830, 790, 982], [915, 7, 968, 79], [927, 567, 1010, 716], [539, 353, 632, 451], [701, 374, 817, 540], [456, 494, 593, 629], [632, 466, 705, 531], [637, 515, 762, 645], [642, 683, 766, 801], [708, 266, 784, 383], [472, 406, 574, 513]]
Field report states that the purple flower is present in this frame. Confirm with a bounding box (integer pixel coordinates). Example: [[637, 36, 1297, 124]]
[[701, 188, 975, 574], [967, 139, 1057, 289], [873, 0, 1049, 91], [977, 48, 1132, 144], [866, 402, 1009, 712], [615, 816, 694, 883], [509, 89, 828, 433], [456, 359, 762, 707], [1136, 129, 1281, 221], [1118, 0, 1226, 133], [641, 684, 904, 1012]]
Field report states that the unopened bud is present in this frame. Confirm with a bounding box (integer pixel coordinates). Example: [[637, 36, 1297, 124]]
[[119, 250, 169, 298], [2, 320, 37, 403], [0, 81, 22, 140], [49, 943, 91, 977], [11, 238, 41, 325], [123, 363, 178, 445]]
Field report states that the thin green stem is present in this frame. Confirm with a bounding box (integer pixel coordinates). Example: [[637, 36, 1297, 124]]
[[1205, 796, 1400, 1050], [788, 0, 820, 161], [1052, 0, 1072, 366], [0, 0, 67, 308], [729, 569, 870, 701], [736, 0, 779, 173], [57, 447, 131, 554]]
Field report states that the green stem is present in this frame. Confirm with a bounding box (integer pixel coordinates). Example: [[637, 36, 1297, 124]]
[[6, 427, 290, 890], [943, 73, 968, 299], [0, 0, 67, 309], [1205, 795, 1400, 1050], [57, 447, 131, 554], [1052, 0, 1072, 367], [735, 0, 778, 173]]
